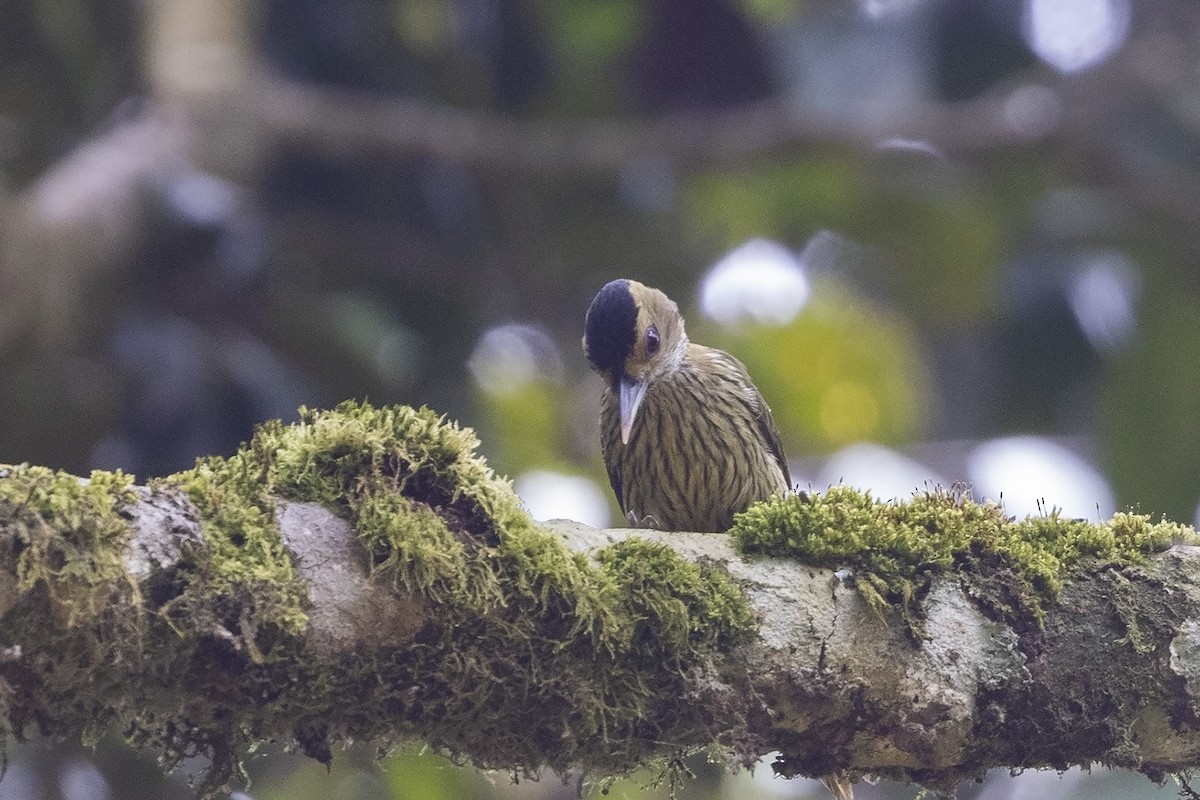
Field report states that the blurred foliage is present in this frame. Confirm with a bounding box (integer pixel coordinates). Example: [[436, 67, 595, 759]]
[[0, 0, 139, 184], [538, 0, 640, 88], [1105, 294, 1200, 523], [474, 378, 567, 476], [682, 155, 864, 246], [698, 279, 930, 452], [250, 748, 496, 800], [682, 153, 1006, 325], [3, 0, 1200, 796]]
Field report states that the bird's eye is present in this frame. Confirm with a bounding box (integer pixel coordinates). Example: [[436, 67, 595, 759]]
[[645, 325, 660, 355]]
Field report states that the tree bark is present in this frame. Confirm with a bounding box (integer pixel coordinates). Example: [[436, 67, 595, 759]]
[[4, 466, 1200, 798]]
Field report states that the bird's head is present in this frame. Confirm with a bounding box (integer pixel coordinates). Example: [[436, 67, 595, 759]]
[[583, 278, 687, 444]]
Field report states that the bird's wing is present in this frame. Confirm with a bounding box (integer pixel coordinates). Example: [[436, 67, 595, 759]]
[[598, 386, 626, 512], [755, 392, 792, 488], [705, 347, 792, 488]]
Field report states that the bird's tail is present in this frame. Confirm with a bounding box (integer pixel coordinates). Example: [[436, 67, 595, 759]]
[[821, 771, 854, 800]]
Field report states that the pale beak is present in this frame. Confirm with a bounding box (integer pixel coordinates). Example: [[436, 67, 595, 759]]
[[618, 375, 649, 445]]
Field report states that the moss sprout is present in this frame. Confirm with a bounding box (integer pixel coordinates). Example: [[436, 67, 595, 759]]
[[0, 464, 136, 627], [731, 486, 1193, 626], [0, 464, 143, 772], [171, 451, 310, 640]]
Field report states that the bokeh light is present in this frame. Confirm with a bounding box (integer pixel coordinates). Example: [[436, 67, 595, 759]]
[[1022, 0, 1131, 73], [0, 763, 38, 800], [699, 238, 810, 327], [706, 273, 931, 452], [817, 442, 946, 501], [859, 0, 923, 22], [514, 470, 612, 528], [1067, 250, 1139, 354], [59, 760, 111, 800], [968, 436, 1115, 519], [468, 324, 564, 396], [1002, 84, 1062, 139]]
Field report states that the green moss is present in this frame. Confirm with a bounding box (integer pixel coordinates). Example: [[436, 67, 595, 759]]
[[169, 452, 309, 642], [356, 492, 469, 600], [598, 538, 756, 654], [158, 401, 756, 783], [0, 464, 143, 780], [731, 486, 1192, 625], [0, 463, 136, 627], [245, 402, 603, 623], [0, 403, 741, 793], [14, 402, 1197, 792]]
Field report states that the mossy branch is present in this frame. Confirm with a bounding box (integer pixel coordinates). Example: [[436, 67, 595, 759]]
[[3, 402, 1200, 798]]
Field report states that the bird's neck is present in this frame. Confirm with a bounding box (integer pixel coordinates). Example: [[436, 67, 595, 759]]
[[659, 337, 690, 375]]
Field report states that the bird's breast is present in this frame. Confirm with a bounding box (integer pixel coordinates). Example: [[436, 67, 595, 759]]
[[601, 369, 786, 533]]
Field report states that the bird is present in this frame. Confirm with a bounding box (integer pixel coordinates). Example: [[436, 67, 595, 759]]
[[583, 278, 854, 800], [581, 276, 789, 533]]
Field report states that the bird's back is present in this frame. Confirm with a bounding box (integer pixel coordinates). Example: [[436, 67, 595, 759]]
[[601, 343, 788, 532]]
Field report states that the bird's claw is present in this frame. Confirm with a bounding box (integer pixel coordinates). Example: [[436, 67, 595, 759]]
[[626, 510, 662, 529]]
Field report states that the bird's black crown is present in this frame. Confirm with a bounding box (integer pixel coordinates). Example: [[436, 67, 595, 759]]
[[584, 279, 638, 373]]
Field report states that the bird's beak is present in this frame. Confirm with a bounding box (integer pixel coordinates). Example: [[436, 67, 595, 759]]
[[618, 375, 648, 445]]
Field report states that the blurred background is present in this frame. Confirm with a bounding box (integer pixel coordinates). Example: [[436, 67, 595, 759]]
[[1, 0, 1198, 797]]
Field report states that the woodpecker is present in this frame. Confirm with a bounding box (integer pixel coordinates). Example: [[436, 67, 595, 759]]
[[583, 278, 853, 800], [582, 277, 789, 532]]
